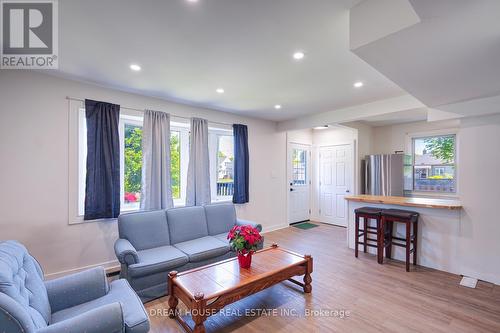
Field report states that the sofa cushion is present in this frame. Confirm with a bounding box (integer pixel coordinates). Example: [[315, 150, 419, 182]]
[[0, 241, 51, 329], [118, 210, 170, 250], [51, 279, 149, 333], [167, 206, 209, 244], [204, 203, 237, 235], [174, 236, 230, 262], [213, 232, 230, 246], [128, 245, 189, 278]]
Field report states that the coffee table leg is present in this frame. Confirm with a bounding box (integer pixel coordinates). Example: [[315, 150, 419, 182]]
[[193, 292, 206, 333], [193, 317, 206, 333], [168, 271, 179, 318], [303, 254, 313, 293], [168, 295, 179, 318]]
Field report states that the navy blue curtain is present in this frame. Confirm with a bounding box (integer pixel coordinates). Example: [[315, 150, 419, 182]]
[[84, 99, 121, 220], [233, 124, 249, 204]]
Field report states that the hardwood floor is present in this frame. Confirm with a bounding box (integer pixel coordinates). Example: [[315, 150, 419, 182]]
[[147, 223, 500, 333]]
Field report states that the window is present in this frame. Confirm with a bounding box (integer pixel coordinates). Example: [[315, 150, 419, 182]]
[[75, 107, 234, 219], [216, 135, 234, 198], [77, 109, 190, 216], [121, 123, 185, 209], [209, 131, 235, 201], [410, 134, 456, 193], [123, 123, 142, 211], [170, 131, 181, 199], [292, 148, 307, 186]]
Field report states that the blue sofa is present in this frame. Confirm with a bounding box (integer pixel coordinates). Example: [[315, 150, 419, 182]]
[[0, 241, 149, 333], [114, 203, 263, 302]]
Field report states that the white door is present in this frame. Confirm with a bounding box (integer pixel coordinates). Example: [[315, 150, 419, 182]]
[[319, 144, 352, 226], [288, 144, 311, 223]]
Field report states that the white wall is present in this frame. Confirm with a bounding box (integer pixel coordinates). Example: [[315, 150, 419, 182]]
[[312, 126, 356, 146], [369, 117, 500, 284], [371, 119, 460, 154], [0, 71, 287, 277], [452, 115, 500, 284], [287, 129, 313, 145]]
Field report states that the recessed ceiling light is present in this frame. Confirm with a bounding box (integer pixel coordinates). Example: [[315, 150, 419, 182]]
[[314, 125, 329, 130], [293, 51, 305, 60], [187, 0, 198, 2], [274, 104, 282, 110], [354, 81, 364, 88], [129, 64, 141, 71], [216, 88, 225, 94]]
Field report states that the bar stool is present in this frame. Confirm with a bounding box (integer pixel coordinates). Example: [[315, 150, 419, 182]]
[[354, 207, 386, 263], [381, 209, 419, 272]]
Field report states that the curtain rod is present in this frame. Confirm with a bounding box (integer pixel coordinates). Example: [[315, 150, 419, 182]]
[[66, 96, 236, 127]]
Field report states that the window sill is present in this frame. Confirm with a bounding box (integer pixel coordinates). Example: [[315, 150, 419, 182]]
[[212, 199, 233, 204], [173, 199, 233, 208], [406, 191, 459, 200], [70, 215, 117, 225], [71, 198, 234, 223]]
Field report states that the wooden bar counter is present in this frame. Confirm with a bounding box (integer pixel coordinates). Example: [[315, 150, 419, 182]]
[[345, 194, 463, 274], [345, 194, 462, 210]]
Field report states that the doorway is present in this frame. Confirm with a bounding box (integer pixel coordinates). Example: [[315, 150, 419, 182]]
[[288, 143, 311, 224], [318, 144, 352, 227]]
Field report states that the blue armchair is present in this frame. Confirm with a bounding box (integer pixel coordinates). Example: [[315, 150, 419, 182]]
[[0, 241, 150, 333]]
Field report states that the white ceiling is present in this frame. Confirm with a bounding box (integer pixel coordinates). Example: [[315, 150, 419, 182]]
[[351, 0, 500, 110], [356, 108, 428, 127], [56, 0, 405, 121]]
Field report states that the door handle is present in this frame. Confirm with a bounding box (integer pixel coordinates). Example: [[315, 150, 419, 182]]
[[290, 188, 294, 192], [346, 190, 350, 193]]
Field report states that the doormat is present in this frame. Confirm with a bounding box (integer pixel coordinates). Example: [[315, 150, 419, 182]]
[[293, 222, 319, 230]]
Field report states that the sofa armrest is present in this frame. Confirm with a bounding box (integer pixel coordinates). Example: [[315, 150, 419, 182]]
[[45, 267, 109, 313], [0, 293, 36, 333], [114, 238, 139, 265], [236, 218, 262, 232], [37, 303, 124, 333]]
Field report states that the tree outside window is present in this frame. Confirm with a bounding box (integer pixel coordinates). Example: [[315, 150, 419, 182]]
[[170, 131, 181, 199], [412, 134, 456, 193], [123, 125, 182, 203], [124, 124, 142, 204]]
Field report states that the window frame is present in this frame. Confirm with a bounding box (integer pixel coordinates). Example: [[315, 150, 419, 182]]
[[169, 130, 181, 201], [209, 128, 234, 203], [171, 124, 190, 207], [118, 119, 191, 210], [291, 147, 308, 186], [405, 129, 459, 197], [120, 116, 143, 212]]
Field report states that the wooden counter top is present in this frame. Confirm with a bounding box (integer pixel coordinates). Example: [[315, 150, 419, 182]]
[[345, 195, 462, 210]]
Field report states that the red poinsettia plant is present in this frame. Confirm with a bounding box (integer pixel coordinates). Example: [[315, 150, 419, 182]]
[[227, 225, 262, 254]]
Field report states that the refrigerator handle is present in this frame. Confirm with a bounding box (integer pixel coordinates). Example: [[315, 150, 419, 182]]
[[364, 158, 369, 194]]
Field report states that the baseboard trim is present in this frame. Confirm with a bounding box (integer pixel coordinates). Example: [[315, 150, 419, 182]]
[[289, 220, 310, 226], [44, 259, 120, 279], [262, 224, 289, 234]]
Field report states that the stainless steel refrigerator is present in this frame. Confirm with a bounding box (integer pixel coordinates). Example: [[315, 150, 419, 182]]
[[362, 154, 404, 196]]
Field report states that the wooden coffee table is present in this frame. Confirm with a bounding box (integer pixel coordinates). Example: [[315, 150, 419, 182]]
[[167, 244, 313, 333]]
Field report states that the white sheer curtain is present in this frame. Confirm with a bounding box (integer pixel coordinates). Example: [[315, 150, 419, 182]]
[[186, 118, 211, 206], [140, 110, 174, 210]]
